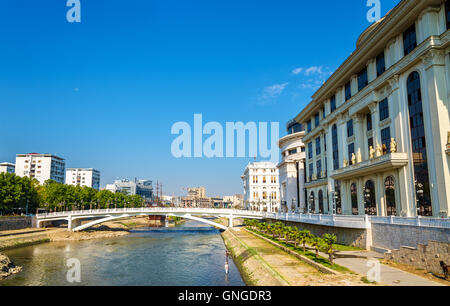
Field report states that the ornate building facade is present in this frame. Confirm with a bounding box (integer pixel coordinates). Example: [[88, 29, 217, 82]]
[[295, 0, 450, 218], [277, 120, 306, 213]]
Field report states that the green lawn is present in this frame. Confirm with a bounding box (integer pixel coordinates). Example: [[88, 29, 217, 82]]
[[247, 228, 352, 273]]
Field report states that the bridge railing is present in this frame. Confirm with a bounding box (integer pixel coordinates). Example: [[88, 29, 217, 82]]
[[36, 207, 265, 219]]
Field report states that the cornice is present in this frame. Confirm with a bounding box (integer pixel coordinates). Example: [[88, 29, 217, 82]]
[[295, 0, 444, 123]]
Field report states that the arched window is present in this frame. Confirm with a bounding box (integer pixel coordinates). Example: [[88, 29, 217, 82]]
[[364, 180, 377, 215], [318, 190, 324, 214], [334, 180, 342, 214], [385, 176, 396, 216], [309, 191, 315, 213], [351, 183, 358, 215], [332, 124, 339, 170], [407, 72, 432, 216]]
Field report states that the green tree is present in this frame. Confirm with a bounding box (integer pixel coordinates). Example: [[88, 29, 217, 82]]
[[322, 234, 337, 264]]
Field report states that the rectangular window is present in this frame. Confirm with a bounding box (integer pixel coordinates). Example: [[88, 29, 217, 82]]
[[324, 134, 327, 152], [315, 113, 320, 127], [330, 95, 336, 112], [357, 67, 368, 91], [322, 105, 326, 118], [347, 120, 354, 138], [316, 137, 321, 155], [345, 82, 352, 101], [348, 143, 355, 164], [332, 125, 339, 170], [446, 0, 450, 30], [376, 52, 386, 77], [316, 160, 322, 178], [381, 127, 391, 154], [403, 24, 417, 56], [309, 163, 313, 181], [367, 113, 372, 131], [308, 142, 313, 159], [307, 120, 312, 132], [379, 98, 389, 121]]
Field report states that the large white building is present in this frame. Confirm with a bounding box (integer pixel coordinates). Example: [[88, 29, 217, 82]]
[[295, 0, 450, 218], [0, 162, 15, 174], [277, 120, 306, 213], [242, 162, 280, 212], [15, 153, 65, 184], [66, 168, 101, 190]]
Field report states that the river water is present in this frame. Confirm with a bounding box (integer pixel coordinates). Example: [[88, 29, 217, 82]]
[[0, 221, 244, 286]]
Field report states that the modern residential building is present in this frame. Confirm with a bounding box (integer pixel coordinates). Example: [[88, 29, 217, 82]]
[[114, 179, 153, 202], [104, 184, 117, 193], [15, 153, 66, 184], [0, 162, 15, 174], [295, 0, 450, 218], [277, 120, 306, 213], [66, 168, 101, 190], [242, 162, 280, 212]]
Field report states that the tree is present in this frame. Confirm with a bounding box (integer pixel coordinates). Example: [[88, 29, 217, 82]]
[[322, 234, 337, 265], [310, 236, 323, 257], [299, 230, 311, 253]]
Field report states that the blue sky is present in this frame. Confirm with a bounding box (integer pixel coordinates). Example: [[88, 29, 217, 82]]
[[0, 0, 400, 196]]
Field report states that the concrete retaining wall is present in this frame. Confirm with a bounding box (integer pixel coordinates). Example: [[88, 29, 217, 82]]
[[371, 223, 450, 250], [0, 216, 36, 231], [385, 241, 450, 276]]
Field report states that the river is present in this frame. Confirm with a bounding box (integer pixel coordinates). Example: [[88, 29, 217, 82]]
[[0, 221, 245, 286]]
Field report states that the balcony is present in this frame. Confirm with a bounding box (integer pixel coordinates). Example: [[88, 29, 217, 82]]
[[331, 153, 408, 180]]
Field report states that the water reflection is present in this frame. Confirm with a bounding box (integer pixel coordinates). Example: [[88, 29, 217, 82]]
[[1, 221, 244, 286]]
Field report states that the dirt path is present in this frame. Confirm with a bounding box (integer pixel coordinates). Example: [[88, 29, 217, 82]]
[[230, 227, 371, 286]]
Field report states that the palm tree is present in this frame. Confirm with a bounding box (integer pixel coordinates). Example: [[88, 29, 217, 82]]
[[289, 227, 299, 246], [311, 237, 323, 257], [299, 230, 311, 253], [322, 234, 337, 265]]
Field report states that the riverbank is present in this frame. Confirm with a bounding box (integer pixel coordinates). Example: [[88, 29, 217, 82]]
[[0, 216, 165, 251], [222, 227, 374, 286], [0, 253, 21, 280]]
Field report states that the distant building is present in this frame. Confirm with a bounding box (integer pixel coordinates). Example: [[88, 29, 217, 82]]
[[187, 187, 206, 199], [181, 187, 213, 208], [277, 120, 306, 213], [15, 153, 65, 184], [104, 184, 116, 193], [242, 162, 280, 212], [66, 168, 101, 190], [223, 194, 243, 209], [114, 179, 153, 201], [0, 162, 15, 174]]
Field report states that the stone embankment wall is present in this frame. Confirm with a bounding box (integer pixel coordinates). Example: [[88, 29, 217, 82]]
[[221, 230, 287, 286], [266, 219, 368, 249], [0, 216, 36, 231], [371, 223, 450, 250], [384, 241, 450, 276]]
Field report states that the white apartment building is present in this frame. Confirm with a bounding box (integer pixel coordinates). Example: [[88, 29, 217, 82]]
[[242, 162, 280, 212], [15, 153, 65, 184], [296, 0, 450, 218], [66, 168, 101, 190], [277, 120, 306, 213], [0, 162, 15, 174]]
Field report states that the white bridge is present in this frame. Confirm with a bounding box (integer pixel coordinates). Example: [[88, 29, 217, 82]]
[[36, 208, 265, 232], [36, 208, 450, 232]]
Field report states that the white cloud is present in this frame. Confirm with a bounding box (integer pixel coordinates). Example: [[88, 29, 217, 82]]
[[258, 82, 289, 104], [291, 67, 303, 75], [304, 66, 324, 76]]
